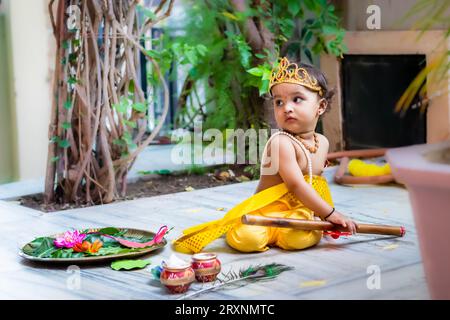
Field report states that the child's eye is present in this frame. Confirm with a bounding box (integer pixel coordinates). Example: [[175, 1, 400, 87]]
[[274, 100, 284, 107], [293, 97, 304, 103]]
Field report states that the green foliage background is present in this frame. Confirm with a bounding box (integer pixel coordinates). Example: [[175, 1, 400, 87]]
[[151, 0, 347, 134]]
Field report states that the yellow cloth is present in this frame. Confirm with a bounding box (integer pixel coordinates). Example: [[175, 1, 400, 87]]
[[348, 159, 391, 177], [173, 175, 334, 253]]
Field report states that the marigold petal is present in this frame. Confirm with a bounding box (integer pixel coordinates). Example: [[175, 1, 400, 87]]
[[89, 240, 103, 253], [73, 243, 86, 253]]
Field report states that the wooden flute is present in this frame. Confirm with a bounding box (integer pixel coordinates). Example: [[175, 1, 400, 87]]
[[241, 215, 405, 237]]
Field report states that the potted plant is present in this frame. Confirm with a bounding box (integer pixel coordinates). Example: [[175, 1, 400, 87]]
[[387, 142, 450, 299], [386, 0, 450, 299]]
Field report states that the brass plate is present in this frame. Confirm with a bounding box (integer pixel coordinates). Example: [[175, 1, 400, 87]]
[[19, 228, 166, 264]]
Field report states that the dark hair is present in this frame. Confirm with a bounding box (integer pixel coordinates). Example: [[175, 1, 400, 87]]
[[297, 61, 335, 111]]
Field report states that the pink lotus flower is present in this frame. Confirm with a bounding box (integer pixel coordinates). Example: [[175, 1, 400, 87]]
[[53, 230, 87, 249]]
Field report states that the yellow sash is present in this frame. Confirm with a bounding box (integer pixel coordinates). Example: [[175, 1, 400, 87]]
[[173, 175, 333, 254]]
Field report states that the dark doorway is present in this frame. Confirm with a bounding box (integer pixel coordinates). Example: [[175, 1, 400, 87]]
[[342, 54, 427, 149]]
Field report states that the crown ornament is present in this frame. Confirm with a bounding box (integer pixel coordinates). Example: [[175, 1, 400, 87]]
[[269, 57, 323, 96]]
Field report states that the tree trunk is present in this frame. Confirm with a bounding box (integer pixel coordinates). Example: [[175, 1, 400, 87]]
[[231, 0, 277, 129], [44, 0, 173, 206]]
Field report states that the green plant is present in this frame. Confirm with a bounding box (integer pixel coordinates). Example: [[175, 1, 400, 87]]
[[159, 0, 347, 133], [187, 164, 209, 176], [396, 0, 450, 116], [244, 163, 261, 180]]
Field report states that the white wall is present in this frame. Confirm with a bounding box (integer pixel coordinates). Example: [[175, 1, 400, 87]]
[[8, 0, 54, 180], [337, 0, 450, 31]]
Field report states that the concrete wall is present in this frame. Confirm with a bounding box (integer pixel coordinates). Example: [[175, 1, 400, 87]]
[[321, 0, 450, 151], [0, 10, 16, 183], [336, 0, 450, 31], [1, 0, 54, 182]]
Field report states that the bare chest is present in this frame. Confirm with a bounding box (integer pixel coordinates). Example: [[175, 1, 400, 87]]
[[292, 143, 327, 176]]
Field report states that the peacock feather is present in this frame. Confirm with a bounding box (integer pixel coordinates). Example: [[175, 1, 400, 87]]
[[178, 263, 294, 300]]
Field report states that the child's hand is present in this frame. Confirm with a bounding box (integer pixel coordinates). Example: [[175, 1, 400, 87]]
[[326, 211, 358, 234]]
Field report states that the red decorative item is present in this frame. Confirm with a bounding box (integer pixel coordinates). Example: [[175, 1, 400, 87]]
[[324, 230, 352, 239], [102, 225, 168, 248], [160, 263, 195, 294], [192, 253, 221, 282]]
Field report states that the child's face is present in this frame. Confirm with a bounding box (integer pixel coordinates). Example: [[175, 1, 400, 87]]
[[271, 83, 327, 134]]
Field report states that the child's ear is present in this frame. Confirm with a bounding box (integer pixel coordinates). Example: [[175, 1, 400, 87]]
[[317, 98, 328, 116]]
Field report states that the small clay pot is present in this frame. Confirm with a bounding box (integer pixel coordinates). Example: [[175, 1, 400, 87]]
[[192, 252, 221, 282], [160, 263, 195, 294]]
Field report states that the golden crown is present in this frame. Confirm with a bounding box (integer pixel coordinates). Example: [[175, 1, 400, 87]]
[[269, 57, 323, 96]]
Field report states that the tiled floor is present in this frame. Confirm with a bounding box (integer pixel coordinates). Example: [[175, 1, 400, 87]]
[[0, 167, 429, 299]]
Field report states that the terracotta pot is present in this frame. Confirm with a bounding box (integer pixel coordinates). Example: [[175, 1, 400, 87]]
[[386, 141, 450, 299], [160, 263, 195, 294], [192, 252, 221, 282]]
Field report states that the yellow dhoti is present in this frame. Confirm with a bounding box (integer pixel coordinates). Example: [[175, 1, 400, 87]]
[[173, 175, 333, 254]]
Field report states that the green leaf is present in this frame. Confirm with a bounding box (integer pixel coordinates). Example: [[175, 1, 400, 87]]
[[132, 102, 147, 113], [304, 48, 313, 63], [113, 103, 127, 114], [113, 97, 130, 114], [51, 156, 60, 163], [62, 122, 72, 130], [62, 40, 69, 50], [188, 67, 199, 78], [140, 6, 157, 20], [113, 139, 127, 146], [122, 131, 133, 145], [90, 246, 140, 256], [138, 170, 153, 175], [157, 169, 172, 175], [259, 79, 270, 96], [111, 259, 152, 271], [123, 120, 137, 129], [247, 67, 263, 77], [145, 49, 162, 59], [196, 44, 208, 56], [288, 0, 301, 16], [221, 11, 239, 21], [128, 80, 135, 94], [68, 53, 77, 63], [72, 39, 81, 47], [262, 69, 272, 81], [322, 25, 339, 35], [304, 0, 317, 11], [98, 227, 122, 236], [22, 237, 54, 257], [64, 100, 72, 110], [304, 30, 313, 44], [312, 41, 323, 54], [97, 227, 121, 236], [58, 139, 71, 149], [235, 37, 252, 69], [51, 248, 77, 259], [68, 77, 78, 85], [185, 49, 198, 65]]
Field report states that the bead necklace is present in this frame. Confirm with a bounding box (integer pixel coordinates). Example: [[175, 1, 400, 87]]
[[296, 132, 319, 154], [278, 130, 313, 185]]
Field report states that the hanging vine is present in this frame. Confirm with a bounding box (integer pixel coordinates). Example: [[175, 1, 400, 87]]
[[45, 0, 174, 206]]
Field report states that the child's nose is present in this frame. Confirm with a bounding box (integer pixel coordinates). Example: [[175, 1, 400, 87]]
[[284, 102, 294, 112]]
